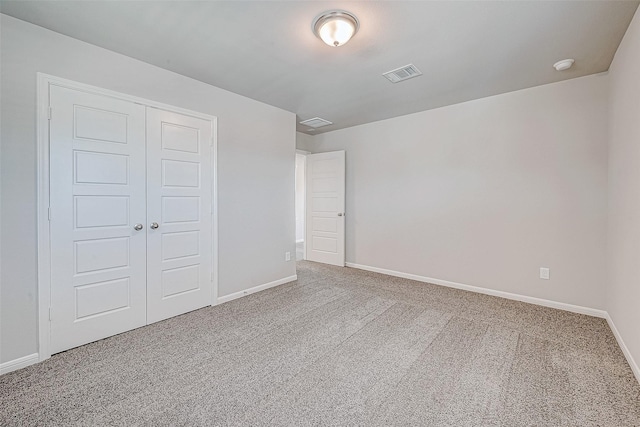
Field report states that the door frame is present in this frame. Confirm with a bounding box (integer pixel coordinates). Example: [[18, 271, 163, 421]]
[[36, 73, 219, 362]]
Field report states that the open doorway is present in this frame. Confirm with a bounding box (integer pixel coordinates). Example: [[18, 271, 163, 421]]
[[295, 151, 307, 261]]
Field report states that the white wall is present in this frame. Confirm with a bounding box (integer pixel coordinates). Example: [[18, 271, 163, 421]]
[[607, 9, 640, 376], [296, 132, 315, 152], [0, 15, 296, 364], [304, 74, 609, 310]]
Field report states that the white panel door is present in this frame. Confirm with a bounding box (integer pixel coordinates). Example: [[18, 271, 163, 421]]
[[146, 107, 213, 323], [49, 86, 147, 354], [305, 151, 345, 266]]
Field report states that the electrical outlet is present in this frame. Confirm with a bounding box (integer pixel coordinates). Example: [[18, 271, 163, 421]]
[[540, 267, 550, 280], [285, 252, 291, 261]]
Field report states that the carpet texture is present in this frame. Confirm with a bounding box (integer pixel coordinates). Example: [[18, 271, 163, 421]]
[[1, 261, 639, 426]]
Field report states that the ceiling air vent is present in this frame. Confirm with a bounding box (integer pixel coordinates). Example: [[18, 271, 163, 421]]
[[382, 64, 422, 83], [299, 117, 333, 128]]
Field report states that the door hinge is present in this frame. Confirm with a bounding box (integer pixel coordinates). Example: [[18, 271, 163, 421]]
[[48, 107, 52, 120], [47, 207, 51, 221], [49, 307, 52, 321]]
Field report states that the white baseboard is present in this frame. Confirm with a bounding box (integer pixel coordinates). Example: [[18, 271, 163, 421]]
[[605, 313, 640, 384], [216, 275, 298, 304], [345, 262, 607, 318], [0, 353, 39, 375]]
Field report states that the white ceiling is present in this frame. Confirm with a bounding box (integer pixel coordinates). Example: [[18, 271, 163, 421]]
[[1, 1, 638, 134]]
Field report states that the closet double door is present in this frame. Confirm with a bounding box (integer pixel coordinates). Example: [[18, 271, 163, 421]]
[[49, 85, 213, 354]]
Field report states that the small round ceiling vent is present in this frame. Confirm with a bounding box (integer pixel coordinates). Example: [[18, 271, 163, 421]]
[[553, 59, 575, 71]]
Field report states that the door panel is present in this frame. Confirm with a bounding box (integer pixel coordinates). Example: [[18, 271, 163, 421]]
[[146, 108, 213, 323], [49, 86, 147, 354], [305, 151, 345, 266]]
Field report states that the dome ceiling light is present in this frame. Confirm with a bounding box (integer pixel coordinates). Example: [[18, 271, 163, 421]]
[[313, 10, 359, 47]]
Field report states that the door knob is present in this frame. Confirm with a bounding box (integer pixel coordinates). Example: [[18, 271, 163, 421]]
[[150, 222, 159, 229], [133, 224, 143, 231]]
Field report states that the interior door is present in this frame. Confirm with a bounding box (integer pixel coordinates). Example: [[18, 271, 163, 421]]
[[305, 151, 346, 266], [49, 86, 147, 354], [146, 107, 213, 323]]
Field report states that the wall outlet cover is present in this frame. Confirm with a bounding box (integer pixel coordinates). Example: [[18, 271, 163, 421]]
[[540, 267, 550, 280]]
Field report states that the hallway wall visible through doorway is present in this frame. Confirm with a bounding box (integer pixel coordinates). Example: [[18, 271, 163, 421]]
[[295, 152, 306, 260]]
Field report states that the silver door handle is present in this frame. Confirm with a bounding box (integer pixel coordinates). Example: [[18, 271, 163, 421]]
[[134, 224, 143, 231], [338, 213, 344, 217], [150, 222, 159, 229]]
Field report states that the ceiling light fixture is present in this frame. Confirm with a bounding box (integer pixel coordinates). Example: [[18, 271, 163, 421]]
[[553, 59, 575, 71], [313, 10, 359, 47]]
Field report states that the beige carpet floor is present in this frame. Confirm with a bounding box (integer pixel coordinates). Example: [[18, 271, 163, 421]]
[[1, 261, 639, 426]]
